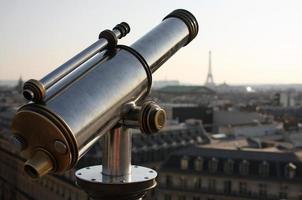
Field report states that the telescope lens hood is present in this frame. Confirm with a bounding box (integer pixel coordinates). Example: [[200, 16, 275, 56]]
[[163, 9, 199, 45]]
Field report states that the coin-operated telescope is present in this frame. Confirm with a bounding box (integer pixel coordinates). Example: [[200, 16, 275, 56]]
[[11, 9, 198, 200]]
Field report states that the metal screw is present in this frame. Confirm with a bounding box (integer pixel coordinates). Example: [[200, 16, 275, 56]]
[[54, 140, 67, 154]]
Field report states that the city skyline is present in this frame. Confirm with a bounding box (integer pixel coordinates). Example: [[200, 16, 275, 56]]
[[1, 0, 302, 84]]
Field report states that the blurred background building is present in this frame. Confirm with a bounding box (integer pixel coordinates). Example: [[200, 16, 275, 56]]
[[2, 76, 302, 200]]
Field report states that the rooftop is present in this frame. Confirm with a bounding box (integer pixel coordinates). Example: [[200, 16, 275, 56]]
[[154, 85, 215, 94], [160, 138, 302, 182], [214, 110, 263, 126]]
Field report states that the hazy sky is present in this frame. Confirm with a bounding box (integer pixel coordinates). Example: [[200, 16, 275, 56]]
[[1, 0, 302, 85]]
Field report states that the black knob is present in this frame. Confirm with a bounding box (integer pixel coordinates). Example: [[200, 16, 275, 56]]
[[113, 22, 130, 38]]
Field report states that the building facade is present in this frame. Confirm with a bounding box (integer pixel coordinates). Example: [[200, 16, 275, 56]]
[[158, 144, 302, 200]]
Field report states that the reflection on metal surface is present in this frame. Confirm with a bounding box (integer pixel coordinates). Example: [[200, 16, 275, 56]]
[[121, 101, 167, 134], [23, 22, 131, 102], [54, 140, 68, 155], [11, 10, 198, 192], [11, 8, 199, 200], [139, 101, 167, 134], [24, 150, 54, 178], [76, 165, 157, 200], [102, 127, 132, 176], [76, 165, 157, 184]]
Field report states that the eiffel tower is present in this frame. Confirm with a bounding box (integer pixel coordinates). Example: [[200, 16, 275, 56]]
[[205, 50, 215, 87]]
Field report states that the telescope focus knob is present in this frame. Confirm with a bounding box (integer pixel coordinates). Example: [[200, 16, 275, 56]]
[[113, 22, 130, 38], [139, 101, 166, 134]]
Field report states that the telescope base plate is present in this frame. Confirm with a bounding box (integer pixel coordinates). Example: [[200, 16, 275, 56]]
[[75, 165, 157, 200]]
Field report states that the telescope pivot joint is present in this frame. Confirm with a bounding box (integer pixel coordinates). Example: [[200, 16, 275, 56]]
[[121, 100, 166, 134]]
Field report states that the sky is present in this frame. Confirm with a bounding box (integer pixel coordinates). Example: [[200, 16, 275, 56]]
[[0, 0, 302, 85]]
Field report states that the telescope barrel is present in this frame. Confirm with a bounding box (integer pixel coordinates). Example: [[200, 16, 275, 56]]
[[44, 52, 109, 101], [11, 9, 198, 178], [132, 9, 198, 72], [23, 22, 130, 102], [41, 37, 111, 87]]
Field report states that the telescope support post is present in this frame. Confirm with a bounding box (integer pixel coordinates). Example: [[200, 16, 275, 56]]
[[102, 126, 132, 177], [76, 116, 158, 200]]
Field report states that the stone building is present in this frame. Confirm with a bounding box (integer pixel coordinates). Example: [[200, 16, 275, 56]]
[[131, 122, 210, 169], [151, 85, 215, 105], [158, 140, 302, 200]]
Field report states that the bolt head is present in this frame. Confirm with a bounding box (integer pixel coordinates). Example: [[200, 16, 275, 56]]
[[54, 140, 67, 154]]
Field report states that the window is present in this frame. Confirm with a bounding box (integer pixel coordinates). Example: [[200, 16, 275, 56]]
[[208, 157, 218, 173], [224, 180, 232, 194], [239, 160, 249, 176], [178, 195, 186, 200], [194, 177, 202, 190], [279, 185, 288, 199], [194, 157, 203, 171], [285, 162, 296, 179], [259, 161, 270, 177], [239, 182, 248, 195], [42, 179, 47, 187], [179, 176, 187, 189], [53, 183, 58, 193], [208, 179, 216, 192], [259, 183, 267, 197], [166, 175, 172, 187], [181, 156, 189, 170], [223, 159, 234, 174], [164, 194, 172, 200], [59, 187, 64, 196]]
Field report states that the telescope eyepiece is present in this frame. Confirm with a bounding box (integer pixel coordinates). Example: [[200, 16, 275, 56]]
[[23, 79, 45, 102], [113, 22, 130, 38], [24, 150, 54, 178], [23, 89, 34, 101], [163, 9, 199, 45]]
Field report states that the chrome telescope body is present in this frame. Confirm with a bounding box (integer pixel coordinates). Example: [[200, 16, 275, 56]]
[[11, 9, 199, 179], [23, 22, 130, 102]]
